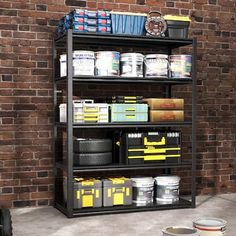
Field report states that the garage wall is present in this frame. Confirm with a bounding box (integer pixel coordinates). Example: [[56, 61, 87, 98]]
[[0, 0, 236, 208]]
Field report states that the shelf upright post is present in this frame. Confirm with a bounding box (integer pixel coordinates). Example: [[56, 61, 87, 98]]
[[191, 38, 197, 208], [66, 29, 74, 217], [52, 38, 57, 207]]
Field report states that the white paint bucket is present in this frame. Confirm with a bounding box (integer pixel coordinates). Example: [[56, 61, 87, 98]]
[[169, 55, 192, 78], [60, 54, 67, 77], [144, 54, 168, 78], [193, 217, 227, 236], [73, 50, 95, 76], [155, 176, 180, 204], [131, 177, 154, 206], [163, 226, 200, 236], [59, 51, 95, 77], [120, 53, 144, 77], [95, 51, 120, 76]]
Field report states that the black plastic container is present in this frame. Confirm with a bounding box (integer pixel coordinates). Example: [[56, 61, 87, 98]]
[[164, 16, 191, 39]]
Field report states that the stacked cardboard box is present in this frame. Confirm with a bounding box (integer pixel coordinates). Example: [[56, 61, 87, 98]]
[[144, 98, 184, 122]]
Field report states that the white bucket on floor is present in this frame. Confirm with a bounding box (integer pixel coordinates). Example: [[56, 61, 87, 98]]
[[193, 217, 227, 236], [155, 176, 180, 204], [131, 177, 154, 205], [120, 53, 144, 77], [163, 226, 200, 236]]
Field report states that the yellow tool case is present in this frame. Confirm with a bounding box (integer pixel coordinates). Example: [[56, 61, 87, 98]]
[[59, 99, 109, 123], [63, 177, 102, 209], [102, 177, 132, 206], [119, 131, 181, 164]]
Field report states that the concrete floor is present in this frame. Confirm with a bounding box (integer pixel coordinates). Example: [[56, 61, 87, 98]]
[[11, 193, 236, 236]]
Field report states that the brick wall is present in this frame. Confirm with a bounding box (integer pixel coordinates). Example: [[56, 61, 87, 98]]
[[0, 0, 236, 208]]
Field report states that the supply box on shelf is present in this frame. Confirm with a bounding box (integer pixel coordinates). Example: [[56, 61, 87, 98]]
[[59, 100, 109, 123], [108, 96, 144, 104], [119, 131, 181, 164], [63, 178, 102, 209], [111, 11, 147, 35], [103, 177, 132, 206], [149, 110, 184, 122], [144, 98, 184, 110], [111, 104, 148, 122], [164, 15, 191, 39]]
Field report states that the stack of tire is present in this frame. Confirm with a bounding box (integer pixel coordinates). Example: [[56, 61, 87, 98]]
[[73, 138, 112, 166], [0, 209, 12, 236]]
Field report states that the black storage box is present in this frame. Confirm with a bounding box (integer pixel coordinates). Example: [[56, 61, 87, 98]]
[[164, 15, 191, 39]]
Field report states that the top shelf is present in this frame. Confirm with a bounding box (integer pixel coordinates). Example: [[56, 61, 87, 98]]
[[55, 30, 195, 49]]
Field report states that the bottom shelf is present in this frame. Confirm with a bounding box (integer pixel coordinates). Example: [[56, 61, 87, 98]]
[[55, 198, 193, 217]]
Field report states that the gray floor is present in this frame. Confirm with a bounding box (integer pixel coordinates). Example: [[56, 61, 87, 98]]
[[11, 194, 236, 236]]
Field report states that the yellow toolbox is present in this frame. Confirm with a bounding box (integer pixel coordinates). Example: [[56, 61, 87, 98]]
[[102, 177, 132, 206], [119, 131, 181, 164], [63, 177, 102, 209]]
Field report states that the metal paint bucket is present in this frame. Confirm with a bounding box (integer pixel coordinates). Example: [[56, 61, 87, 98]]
[[163, 226, 200, 236], [155, 176, 180, 204], [120, 53, 144, 77], [169, 55, 192, 78], [95, 51, 120, 76], [73, 50, 95, 76], [193, 217, 227, 236], [131, 177, 154, 206], [144, 54, 168, 78]]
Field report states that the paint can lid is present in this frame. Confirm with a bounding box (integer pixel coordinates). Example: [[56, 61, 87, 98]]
[[154, 176, 180, 185], [162, 226, 199, 236], [145, 54, 168, 59], [131, 177, 154, 184], [193, 217, 227, 228]]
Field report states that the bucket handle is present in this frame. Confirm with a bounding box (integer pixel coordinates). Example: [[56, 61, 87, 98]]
[[147, 11, 164, 18]]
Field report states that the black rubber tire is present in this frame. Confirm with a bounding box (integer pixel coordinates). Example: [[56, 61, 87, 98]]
[[0, 209, 13, 236], [74, 152, 112, 166], [74, 139, 112, 153]]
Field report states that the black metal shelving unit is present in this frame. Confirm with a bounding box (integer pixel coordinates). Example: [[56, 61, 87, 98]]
[[53, 29, 197, 218]]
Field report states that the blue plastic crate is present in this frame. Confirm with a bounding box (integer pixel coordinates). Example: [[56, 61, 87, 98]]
[[111, 12, 146, 35]]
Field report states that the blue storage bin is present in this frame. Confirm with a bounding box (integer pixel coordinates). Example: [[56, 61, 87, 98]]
[[111, 12, 147, 35]]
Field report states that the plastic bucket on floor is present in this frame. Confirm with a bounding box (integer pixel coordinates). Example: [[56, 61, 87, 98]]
[[95, 51, 120, 76], [193, 217, 227, 236], [144, 54, 169, 78], [163, 226, 200, 236], [155, 176, 180, 204], [169, 55, 192, 78], [120, 53, 144, 77], [131, 177, 154, 206]]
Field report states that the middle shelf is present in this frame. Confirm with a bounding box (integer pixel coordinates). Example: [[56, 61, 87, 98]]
[[56, 161, 192, 172], [56, 121, 192, 129]]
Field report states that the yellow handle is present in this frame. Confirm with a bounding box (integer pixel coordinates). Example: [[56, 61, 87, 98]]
[[83, 106, 98, 112]]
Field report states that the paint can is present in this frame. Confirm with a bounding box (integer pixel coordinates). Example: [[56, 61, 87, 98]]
[[120, 53, 144, 77], [144, 54, 168, 78], [193, 217, 227, 236], [155, 176, 180, 204], [60, 54, 67, 77], [73, 50, 95, 76], [169, 55, 192, 78], [131, 177, 154, 206], [162, 226, 200, 236], [95, 51, 120, 76]]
